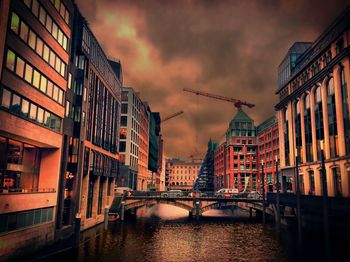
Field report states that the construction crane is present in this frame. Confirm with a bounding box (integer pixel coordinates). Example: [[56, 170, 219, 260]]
[[161, 110, 184, 123], [183, 88, 255, 110]]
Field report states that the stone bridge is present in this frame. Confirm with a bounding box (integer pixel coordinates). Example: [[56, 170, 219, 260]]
[[109, 196, 267, 220]]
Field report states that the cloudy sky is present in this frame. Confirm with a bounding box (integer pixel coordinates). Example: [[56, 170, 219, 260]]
[[77, 0, 349, 158]]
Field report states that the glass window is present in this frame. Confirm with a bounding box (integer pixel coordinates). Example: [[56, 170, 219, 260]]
[[11, 94, 21, 114], [39, 6, 46, 25], [55, 56, 60, 72], [40, 76, 47, 93], [49, 51, 55, 67], [63, 35, 67, 50], [46, 16, 52, 32], [29, 104, 37, 120], [60, 62, 65, 76], [15, 57, 25, 78], [67, 73, 72, 89], [44, 111, 50, 126], [1, 89, 11, 108], [58, 89, 63, 104], [28, 30, 36, 49], [43, 45, 50, 62], [37, 107, 44, 123], [58, 30, 63, 46], [21, 99, 29, 116], [53, 86, 58, 101], [52, 23, 58, 39], [36, 38, 43, 57], [6, 50, 15, 71], [65, 100, 70, 117], [24, 64, 33, 83], [33, 70, 40, 88], [32, 0, 39, 17], [10, 12, 20, 34], [19, 21, 29, 42], [47, 81, 53, 96]]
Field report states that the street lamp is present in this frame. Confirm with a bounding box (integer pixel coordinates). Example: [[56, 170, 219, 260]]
[[320, 140, 331, 260], [275, 156, 280, 233], [261, 160, 266, 224]]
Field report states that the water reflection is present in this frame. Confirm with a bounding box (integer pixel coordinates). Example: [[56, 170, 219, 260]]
[[49, 204, 289, 262]]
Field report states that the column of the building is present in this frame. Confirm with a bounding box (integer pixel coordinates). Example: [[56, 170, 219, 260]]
[[277, 110, 286, 167], [309, 86, 318, 162], [299, 95, 309, 193], [80, 173, 90, 223], [92, 176, 100, 220], [287, 101, 295, 167], [333, 65, 346, 156], [101, 176, 108, 220], [341, 57, 350, 197], [320, 78, 334, 195]]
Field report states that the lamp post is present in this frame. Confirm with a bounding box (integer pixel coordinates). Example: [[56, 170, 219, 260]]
[[261, 160, 266, 225], [295, 148, 302, 254], [275, 156, 280, 233], [320, 140, 331, 261]]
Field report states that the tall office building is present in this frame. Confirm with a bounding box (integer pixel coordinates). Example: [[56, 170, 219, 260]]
[[0, 0, 72, 258]]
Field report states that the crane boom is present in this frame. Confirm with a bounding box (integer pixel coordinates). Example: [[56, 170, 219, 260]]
[[183, 88, 255, 110], [162, 110, 184, 123]]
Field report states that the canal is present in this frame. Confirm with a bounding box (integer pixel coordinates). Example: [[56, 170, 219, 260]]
[[30, 204, 347, 262]]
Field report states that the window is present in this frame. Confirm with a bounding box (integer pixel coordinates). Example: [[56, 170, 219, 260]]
[[65, 101, 70, 117], [340, 67, 350, 155], [10, 12, 19, 34], [67, 73, 72, 89], [6, 50, 15, 71], [28, 31, 36, 49], [40, 76, 47, 93], [33, 70, 40, 88], [15, 57, 25, 78], [24, 64, 33, 83], [21, 99, 29, 116], [327, 78, 338, 158], [19, 21, 29, 42], [1, 89, 11, 108], [29, 104, 37, 120], [37, 108, 44, 123], [11, 94, 21, 114]]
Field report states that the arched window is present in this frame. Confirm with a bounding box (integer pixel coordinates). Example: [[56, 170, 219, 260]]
[[314, 85, 324, 160], [326, 78, 338, 157], [340, 67, 350, 154], [304, 94, 313, 162]]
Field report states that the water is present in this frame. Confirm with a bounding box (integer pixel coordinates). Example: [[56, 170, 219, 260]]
[[41, 205, 294, 262]]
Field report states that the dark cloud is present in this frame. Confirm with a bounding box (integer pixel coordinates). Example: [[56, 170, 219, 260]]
[[76, 0, 350, 157]]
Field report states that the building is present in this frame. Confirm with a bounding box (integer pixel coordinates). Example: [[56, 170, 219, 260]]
[[225, 110, 258, 192], [63, 7, 121, 232], [214, 141, 227, 190], [257, 115, 279, 192], [194, 139, 217, 191], [119, 87, 144, 190], [0, 0, 72, 258], [166, 158, 201, 191], [275, 7, 350, 197], [137, 101, 150, 190], [148, 111, 161, 189]]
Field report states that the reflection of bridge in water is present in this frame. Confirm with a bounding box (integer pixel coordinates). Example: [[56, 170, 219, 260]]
[[109, 193, 271, 221]]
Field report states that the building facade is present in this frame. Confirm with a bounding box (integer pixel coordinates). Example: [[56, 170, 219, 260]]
[[225, 110, 258, 192], [0, 0, 72, 258], [66, 7, 121, 232], [275, 7, 350, 197], [148, 111, 160, 189], [137, 101, 150, 190], [214, 141, 227, 190], [166, 158, 201, 191], [257, 115, 279, 192], [119, 87, 144, 189]]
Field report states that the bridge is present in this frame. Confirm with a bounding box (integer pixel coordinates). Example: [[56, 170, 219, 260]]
[[109, 192, 269, 221]]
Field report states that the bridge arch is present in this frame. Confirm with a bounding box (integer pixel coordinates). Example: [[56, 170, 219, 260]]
[[124, 199, 193, 212]]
